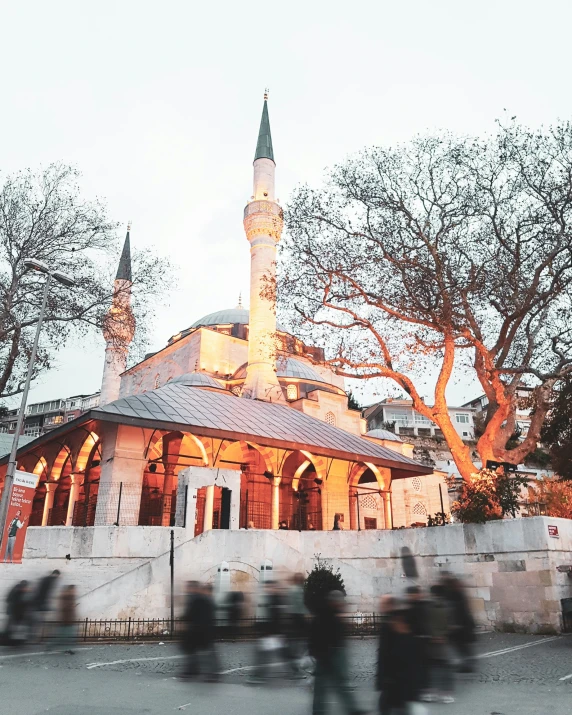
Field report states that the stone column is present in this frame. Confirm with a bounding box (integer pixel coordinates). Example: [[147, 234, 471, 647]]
[[65, 474, 82, 526], [271, 477, 281, 529], [42, 482, 57, 526], [384, 491, 393, 530], [161, 465, 176, 527], [203, 484, 215, 532]]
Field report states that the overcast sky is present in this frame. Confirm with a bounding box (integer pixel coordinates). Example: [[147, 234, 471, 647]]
[[3, 0, 572, 408]]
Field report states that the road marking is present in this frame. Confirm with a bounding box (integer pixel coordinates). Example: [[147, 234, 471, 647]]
[[86, 654, 185, 669], [476, 636, 560, 659], [559, 672, 572, 681], [0, 647, 93, 660]]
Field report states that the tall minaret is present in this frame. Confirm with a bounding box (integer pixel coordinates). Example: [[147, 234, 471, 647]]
[[100, 223, 135, 405], [241, 92, 284, 402]]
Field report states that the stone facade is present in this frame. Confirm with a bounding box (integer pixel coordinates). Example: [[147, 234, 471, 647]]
[[7, 516, 571, 633]]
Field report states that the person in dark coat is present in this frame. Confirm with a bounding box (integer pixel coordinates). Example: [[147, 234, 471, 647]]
[[309, 590, 365, 715], [31, 570, 60, 642], [377, 602, 423, 714], [3, 580, 30, 645], [405, 586, 432, 700], [181, 581, 219, 681], [441, 574, 475, 673]]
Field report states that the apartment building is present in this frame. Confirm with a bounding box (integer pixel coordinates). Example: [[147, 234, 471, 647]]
[[0, 392, 100, 438]]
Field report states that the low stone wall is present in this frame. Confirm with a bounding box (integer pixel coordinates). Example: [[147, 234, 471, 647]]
[[9, 516, 572, 633]]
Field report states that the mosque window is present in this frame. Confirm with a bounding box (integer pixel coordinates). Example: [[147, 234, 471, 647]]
[[412, 502, 427, 516], [412, 477, 422, 492], [325, 411, 336, 426], [286, 384, 298, 401], [154, 375, 160, 389], [231, 386, 241, 396]]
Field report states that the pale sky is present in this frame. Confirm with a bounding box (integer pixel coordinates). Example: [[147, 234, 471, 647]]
[[3, 0, 572, 409]]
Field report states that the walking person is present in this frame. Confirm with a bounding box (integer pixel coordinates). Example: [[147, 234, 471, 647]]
[[181, 582, 219, 682], [405, 586, 432, 701], [248, 580, 288, 684], [30, 570, 61, 643], [426, 584, 454, 703], [53, 585, 78, 654], [376, 602, 423, 714], [285, 572, 307, 670], [441, 574, 475, 673], [309, 590, 365, 715], [3, 580, 30, 645]]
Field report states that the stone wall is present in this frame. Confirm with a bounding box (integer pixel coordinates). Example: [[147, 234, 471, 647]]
[[6, 517, 571, 633]]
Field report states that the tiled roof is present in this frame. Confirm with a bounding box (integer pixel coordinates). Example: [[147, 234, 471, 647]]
[[93, 383, 430, 475], [233, 356, 328, 384]]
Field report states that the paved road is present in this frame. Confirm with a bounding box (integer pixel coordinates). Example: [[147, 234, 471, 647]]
[[0, 632, 570, 714]]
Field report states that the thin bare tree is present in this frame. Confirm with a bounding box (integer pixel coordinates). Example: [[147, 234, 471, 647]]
[[0, 163, 172, 400]]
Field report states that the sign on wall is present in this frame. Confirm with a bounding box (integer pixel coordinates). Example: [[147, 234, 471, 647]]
[[0, 471, 39, 564], [548, 524, 560, 538]]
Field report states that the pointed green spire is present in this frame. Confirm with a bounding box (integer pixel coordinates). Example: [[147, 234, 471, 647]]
[[254, 92, 274, 163], [116, 223, 132, 282]]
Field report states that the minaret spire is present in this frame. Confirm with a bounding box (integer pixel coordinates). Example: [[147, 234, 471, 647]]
[[241, 94, 284, 402], [100, 222, 135, 405], [254, 89, 274, 162]]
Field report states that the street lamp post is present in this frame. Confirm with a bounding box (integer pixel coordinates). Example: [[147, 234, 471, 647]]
[[0, 259, 75, 549]]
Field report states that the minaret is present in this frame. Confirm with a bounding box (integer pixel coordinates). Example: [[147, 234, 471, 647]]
[[241, 92, 284, 402], [100, 223, 135, 405]]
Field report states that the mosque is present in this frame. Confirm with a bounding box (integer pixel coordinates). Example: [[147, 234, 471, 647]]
[[0, 97, 444, 553]]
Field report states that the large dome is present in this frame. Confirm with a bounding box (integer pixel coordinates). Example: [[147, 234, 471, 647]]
[[233, 356, 328, 384], [190, 308, 250, 328], [364, 429, 403, 443]]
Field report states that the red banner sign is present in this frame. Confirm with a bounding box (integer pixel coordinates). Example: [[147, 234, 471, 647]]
[[0, 471, 39, 564], [548, 524, 560, 538]]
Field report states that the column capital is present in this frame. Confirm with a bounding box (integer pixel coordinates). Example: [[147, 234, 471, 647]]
[[45, 481, 58, 493]]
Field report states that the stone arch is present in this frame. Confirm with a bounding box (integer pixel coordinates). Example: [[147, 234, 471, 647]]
[[51, 445, 72, 480], [300, 450, 327, 482], [32, 456, 48, 476], [75, 431, 100, 473], [280, 451, 322, 530], [30, 457, 49, 525], [216, 440, 271, 473]]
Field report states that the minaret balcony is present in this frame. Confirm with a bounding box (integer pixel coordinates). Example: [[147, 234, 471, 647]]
[[244, 200, 284, 221]]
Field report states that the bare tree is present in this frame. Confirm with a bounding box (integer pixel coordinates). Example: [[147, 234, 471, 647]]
[[278, 121, 572, 480], [0, 163, 172, 400]]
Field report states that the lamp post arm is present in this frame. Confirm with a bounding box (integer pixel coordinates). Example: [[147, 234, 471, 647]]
[[0, 273, 52, 547]]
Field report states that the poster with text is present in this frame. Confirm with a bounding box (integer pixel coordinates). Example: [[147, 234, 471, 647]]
[[0, 471, 39, 564]]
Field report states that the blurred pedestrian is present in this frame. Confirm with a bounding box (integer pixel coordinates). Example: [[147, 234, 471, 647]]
[[3, 580, 30, 645], [309, 590, 365, 715], [426, 584, 454, 703], [225, 590, 244, 639], [181, 581, 219, 682], [285, 572, 307, 670], [31, 570, 61, 643], [248, 580, 292, 683], [376, 601, 423, 714], [53, 585, 77, 654], [405, 586, 432, 700], [441, 575, 475, 673]]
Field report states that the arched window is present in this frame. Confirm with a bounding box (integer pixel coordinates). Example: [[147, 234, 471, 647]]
[[412, 477, 422, 492], [325, 411, 336, 426], [154, 374, 160, 389], [412, 502, 427, 516], [286, 384, 298, 401]]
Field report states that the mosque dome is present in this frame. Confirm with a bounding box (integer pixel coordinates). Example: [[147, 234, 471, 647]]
[[232, 356, 328, 384], [191, 308, 250, 329], [167, 372, 226, 391], [364, 428, 403, 443]]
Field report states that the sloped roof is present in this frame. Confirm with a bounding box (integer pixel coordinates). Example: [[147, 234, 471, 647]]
[[168, 373, 225, 390], [91, 383, 430, 476], [0, 433, 34, 458]]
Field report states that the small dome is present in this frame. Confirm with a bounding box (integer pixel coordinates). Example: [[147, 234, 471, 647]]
[[232, 356, 328, 384], [364, 429, 403, 443], [168, 373, 225, 391]]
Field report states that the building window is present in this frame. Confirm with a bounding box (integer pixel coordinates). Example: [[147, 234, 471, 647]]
[[462, 431, 468, 437], [154, 375, 160, 389], [286, 384, 298, 401], [455, 414, 469, 424], [364, 517, 377, 530], [67, 415, 75, 422], [386, 412, 408, 424], [413, 412, 431, 423], [412, 502, 427, 516], [325, 411, 336, 426], [411, 477, 422, 492], [231, 386, 241, 396]]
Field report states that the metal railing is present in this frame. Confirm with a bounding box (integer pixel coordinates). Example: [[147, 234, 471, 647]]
[[38, 614, 382, 642]]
